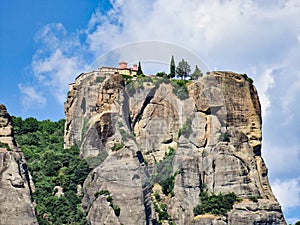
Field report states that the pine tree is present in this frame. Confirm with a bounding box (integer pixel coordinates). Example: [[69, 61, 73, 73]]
[[191, 65, 203, 80], [176, 59, 191, 80], [169, 55, 175, 78], [137, 61, 143, 76]]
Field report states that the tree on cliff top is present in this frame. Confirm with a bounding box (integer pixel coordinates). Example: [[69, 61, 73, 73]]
[[191, 65, 203, 80], [169, 55, 176, 78], [176, 59, 191, 80], [137, 61, 143, 76]]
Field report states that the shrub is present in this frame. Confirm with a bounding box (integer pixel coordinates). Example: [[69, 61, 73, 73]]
[[194, 191, 239, 216], [181, 117, 193, 138], [240, 74, 248, 79], [171, 80, 189, 100], [156, 72, 167, 77], [0, 142, 11, 150], [94, 190, 111, 198], [96, 76, 106, 83], [219, 132, 231, 142], [111, 142, 124, 151], [119, 129, 135, 142], [248, 195, 260, 202], [247, 77, 254, 84], [164, 147, 175, 159]]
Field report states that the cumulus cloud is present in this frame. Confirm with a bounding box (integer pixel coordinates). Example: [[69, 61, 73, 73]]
[[18, 84, 46, 110], [272, 178, 300, 210], [30, 23, 88, 104]]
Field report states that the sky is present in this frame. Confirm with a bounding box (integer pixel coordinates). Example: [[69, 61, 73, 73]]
[[0, 0, 300, 223]]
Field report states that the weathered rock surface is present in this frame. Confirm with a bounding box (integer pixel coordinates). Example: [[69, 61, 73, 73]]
[[65, 71, 286, 225], [0, 104, 38, 225]]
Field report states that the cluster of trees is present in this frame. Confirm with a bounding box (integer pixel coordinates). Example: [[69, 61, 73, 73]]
[[193, 191, 239, 216], [169, 55, 203, 80], [12, 117, 91, 225]]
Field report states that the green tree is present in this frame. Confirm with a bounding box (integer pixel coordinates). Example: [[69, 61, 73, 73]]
[[191, 65, 203, 80], [295, 221, 300, 225], [137, 61, 143, 76], [176, 59, 191, 80], [12, 117, 90, 225], [169, 55, 176, 78]]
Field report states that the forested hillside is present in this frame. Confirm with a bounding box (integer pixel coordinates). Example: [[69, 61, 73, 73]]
[[12, 117, 91, 225]]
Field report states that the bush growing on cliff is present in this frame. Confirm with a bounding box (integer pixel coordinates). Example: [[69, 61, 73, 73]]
[[193, 191, 239, 216], [179, 117, 193, 138], [0, 142, 11, 150], [171, 80, 189, 100]]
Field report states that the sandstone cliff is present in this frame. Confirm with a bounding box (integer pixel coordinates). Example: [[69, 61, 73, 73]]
[[64, 71, 286, 225], [0, 104, 38, 225]]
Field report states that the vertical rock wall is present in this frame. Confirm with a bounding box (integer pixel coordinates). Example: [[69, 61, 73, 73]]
[[0, 104, 38, 225]]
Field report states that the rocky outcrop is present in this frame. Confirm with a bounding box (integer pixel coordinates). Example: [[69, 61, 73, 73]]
[[64, 71, 286, 225], [0, 104, 38, 225]]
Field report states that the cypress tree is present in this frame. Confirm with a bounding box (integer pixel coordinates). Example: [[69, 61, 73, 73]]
[[137, 61, 143, 76], [170, 55, 176, 78]]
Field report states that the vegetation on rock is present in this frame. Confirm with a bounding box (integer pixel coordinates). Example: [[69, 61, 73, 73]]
[[191, 65, 203, 80], [12, 116, 91, 225], [176, 59, 191, 80], [193, 191, 240, 216], [171, 79, 189, 100], [169, 55, 176, 78]]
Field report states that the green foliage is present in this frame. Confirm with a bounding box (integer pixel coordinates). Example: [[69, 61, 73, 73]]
[[247, 77, 254, 84], [160, 172, 178, 196], [0, 142, 11, 150], [193, 191, 239, 216], [169, 55, 176, 78], [191, 65, 203, 80], [248, 195, 261, 202], [178, 128, 182, 138], [94, 190, 111, 198], [85, 151, 108, 168], [111, 142, 124, 151], [164, 147, 175, 159], [240, 74, 248, 80], [154, 191, 161, 200], [119, 128, 135, 142], [295, 221, 300, 225], [171, 79, 189, 100], [240, 74, 254, 84], [81, 118, 89, 141], [156, 72, 167, 77], [152, 147, 177, 196], [12, 117, 91, 225], [137, 61, 143, 76], [96, 76, 106, 83], [125, 78, 146, 96], [122, 74, 132, 80], [219, 132, 231, 142], [176, 59, 191, 80], [180, 117, 193, 138], [154, 202, 169, 222]]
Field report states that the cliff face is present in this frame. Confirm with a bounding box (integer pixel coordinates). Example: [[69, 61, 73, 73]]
[[0, 104, 38, 225], [64, 71, 286, 225]]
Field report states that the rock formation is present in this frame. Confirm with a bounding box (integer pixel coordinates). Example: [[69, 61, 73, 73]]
[[0, 104, 38, 225], [64, 71, 286, 225]]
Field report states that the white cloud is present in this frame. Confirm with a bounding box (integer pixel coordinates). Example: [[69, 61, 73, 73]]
[[30, 23, 88, 105], [32, 49, 84, 103], [255, 68, 275, 118], [272, 178, 300, 210], [18, 84, 46, 110]]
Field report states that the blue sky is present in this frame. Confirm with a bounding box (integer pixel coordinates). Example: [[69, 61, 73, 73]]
[[0, 0, 300, 223]]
